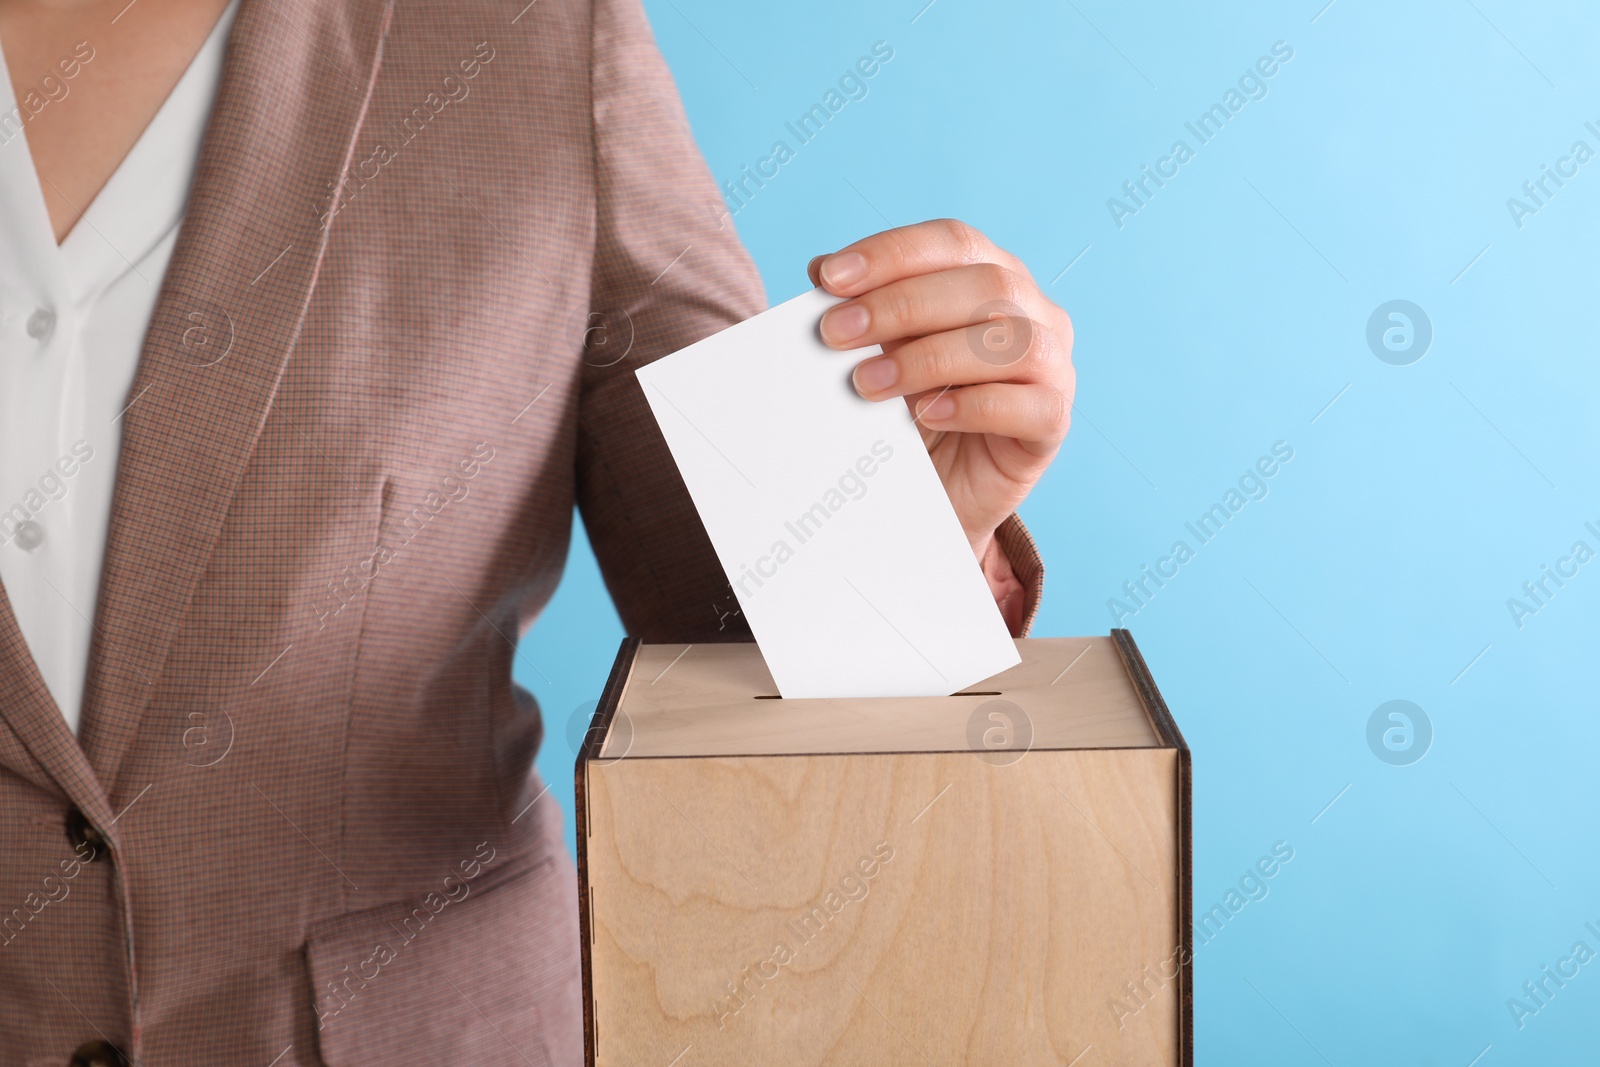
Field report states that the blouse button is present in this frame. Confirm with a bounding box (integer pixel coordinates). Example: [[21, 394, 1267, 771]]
[[13, 520, 44, 551], [25, 307, 56, 341]]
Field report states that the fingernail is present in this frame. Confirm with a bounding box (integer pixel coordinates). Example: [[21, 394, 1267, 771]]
[[918, 394, 955, 421], [853, 356, 898, 394], [820, 251, 867, 288], [806, 255, 824, 282], [822, 303, 870, 345]]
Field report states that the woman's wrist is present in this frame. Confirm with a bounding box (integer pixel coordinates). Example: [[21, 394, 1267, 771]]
[[974, 531, 1026, 637]]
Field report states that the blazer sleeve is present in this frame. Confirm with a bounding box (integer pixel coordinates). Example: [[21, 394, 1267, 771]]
[[575, 0, 1047, 642], [575, 0, 766, 642], [996, 512, 1045, 637]]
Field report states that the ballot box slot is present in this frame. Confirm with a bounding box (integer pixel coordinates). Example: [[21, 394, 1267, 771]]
[[751, 690, 1002, 699]]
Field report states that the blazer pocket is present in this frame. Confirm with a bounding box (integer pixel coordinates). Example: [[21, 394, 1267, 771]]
[[304, 853, 583, 1066]]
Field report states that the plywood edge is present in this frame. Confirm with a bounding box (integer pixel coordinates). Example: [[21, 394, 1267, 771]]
[[1110, 629, 1193, 1066], [578, 636, 641, 1067], [1110, 630, 1187, 755], [579, 637, 642, 772], [577, 743, 1168, 765]]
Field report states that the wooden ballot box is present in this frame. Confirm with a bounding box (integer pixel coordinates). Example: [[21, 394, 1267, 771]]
[[575, 632, 1192, 1066]]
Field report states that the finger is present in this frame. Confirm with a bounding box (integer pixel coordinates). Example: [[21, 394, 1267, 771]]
[[911, 382, 1070, 456], [850, 316, 1052, 400], [815, 218, 1028, 298], [819, 261, 1042, 351]]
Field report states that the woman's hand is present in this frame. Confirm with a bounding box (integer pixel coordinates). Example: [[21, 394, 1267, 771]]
[[809, 219, 1074, 629]]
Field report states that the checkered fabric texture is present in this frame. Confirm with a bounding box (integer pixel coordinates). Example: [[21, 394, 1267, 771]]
[[0, 0, 1043, 1062]]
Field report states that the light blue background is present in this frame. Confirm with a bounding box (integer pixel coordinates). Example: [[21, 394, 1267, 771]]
[[520, 2, 1600, 1062]]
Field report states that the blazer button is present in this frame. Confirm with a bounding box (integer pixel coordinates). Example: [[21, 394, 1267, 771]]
[[69, 1040, 129, 1066], [65, 809, 108, 861]]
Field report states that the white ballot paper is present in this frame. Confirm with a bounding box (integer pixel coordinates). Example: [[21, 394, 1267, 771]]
[[636, 287, 1021, 698]]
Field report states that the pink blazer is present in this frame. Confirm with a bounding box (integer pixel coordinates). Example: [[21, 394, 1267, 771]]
[[0, 0, 1043, 1062]]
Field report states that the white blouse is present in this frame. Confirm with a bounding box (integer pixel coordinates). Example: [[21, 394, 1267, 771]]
[[0, 0, 238, 733]]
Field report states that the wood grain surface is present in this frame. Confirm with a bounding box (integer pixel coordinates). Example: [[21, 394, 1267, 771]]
[[585, 747, 1180, 1066]]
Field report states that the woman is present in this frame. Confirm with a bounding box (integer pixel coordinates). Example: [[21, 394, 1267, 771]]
[[0, 0, 1073, 1061]]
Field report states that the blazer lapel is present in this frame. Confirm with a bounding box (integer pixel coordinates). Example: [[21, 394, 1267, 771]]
[[75, 0, 397, 788], [0, 589, 113, 828]]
